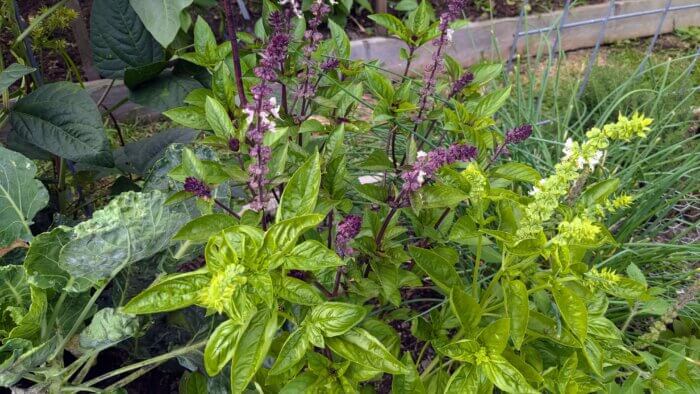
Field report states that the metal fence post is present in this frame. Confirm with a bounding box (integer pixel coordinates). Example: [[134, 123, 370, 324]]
[[636, 0, 672, 75], [506, 0, 528, 73], [577, 0, 616, 98]]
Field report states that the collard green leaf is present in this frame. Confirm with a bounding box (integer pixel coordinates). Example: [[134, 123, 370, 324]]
[[129, 72, 202, 112], [58, 191, 188, 287], [276, 152, 321, 222], [129, 0, 194, 47], [269, 329, 310, 375], [122, 271, 209, 314], [0, 265, 31, 335], [450, 287, 482, 331], [0, 147, 49, 247], [8, 287, 46, 342], [505, 279, 529, 350], [282, 240, 344, 271], [308, 302, 367, 337], [230, 308, 277, 394], [0, 63, 35, 92], [481, 355, 538, 394], [409, 246, 461, 292], [552, 283, 588, 342], [114, 128, 198, 175], [326, 328, 406, 375], [0, 336, 57, 387], [173, 214, 238, 243], [90, 0, 163, 78], [79, 307, 138, 349], [204, 319, 243, 376], [10, 82, 113, 166]]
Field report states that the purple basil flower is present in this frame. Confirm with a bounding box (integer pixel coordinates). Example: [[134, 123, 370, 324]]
[[336, 215, 363, 257], [184, 177, 211, 199], [504, 124, 533, 145], [294, 0, 331, 102], [246, 11, 290, 211], [228, 138, 240, 152], [400, 143, 477, 197], [320, 58, 340, 72], [450, 72, 474, 98]]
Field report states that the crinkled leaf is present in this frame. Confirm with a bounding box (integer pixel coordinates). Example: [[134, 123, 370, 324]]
[[9, 82, 113, 167], [275, 275, 324, 306], [262, 214, 325, 256], [79, 307, 138, 349], [58, 191, 188, 288], [0, 147, 49, 247], [90, 0, 163, 78]]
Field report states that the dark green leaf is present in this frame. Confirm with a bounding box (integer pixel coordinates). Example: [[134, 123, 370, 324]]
[[409, 246, 461, 292], [129, 0, 194, 47], [0, 63, 35, 92], [114, 128, 197, 175], [10, 82, 113, 166], [129, 72, 202, 112]]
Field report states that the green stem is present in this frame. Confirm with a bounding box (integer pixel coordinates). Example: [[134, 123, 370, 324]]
[[83, 340, 206, 387], [472, 236, 482, 298], [46, 277, 74, 339]]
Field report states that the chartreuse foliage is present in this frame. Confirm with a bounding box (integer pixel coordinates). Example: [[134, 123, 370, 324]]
[[1, 0, 697, 393]]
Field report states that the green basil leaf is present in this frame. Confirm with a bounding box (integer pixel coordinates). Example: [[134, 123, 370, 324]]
[[230, 308, 278, 393], [269, 329, 310, 376], [438, 339, 480, 362], [179, 371, 207, 394], [0, 63, 35, 92], [122, 271, 210, 314], [204, 319, 243, 376], [308, 302, 367, 337], [450, 287, 482, 330], [409, 246, 461, 292], [327, 19, 350, 58], [173, 214, 238, 243], [504, 279, 529, 350], [276, 152, 321, 222], [205, 96, 235, 138], [581, 336, 604, 376], [326, 328, 406, 375], [414, 184, 469, 209], [164, 106, 211, 130], [481, 354, 538, 394], [282, 240, 344, 271], [492, 163, 541, 184], [479, 318, 510, 354], [367, 14, 410, 41], [552, 283, 588, 342], [275, 275, 324, 306], [579, 178, 620, 207], [445, 364, 480, 394], [393, 352, 426, 393], [262, 214, 325, 255]]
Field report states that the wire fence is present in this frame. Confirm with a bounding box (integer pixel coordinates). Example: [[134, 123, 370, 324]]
[[504, 0, 700, 98]]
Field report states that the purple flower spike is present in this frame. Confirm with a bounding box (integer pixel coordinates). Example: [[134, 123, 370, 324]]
[[184, 177, 211, 199], [320, 58, 340, 72], [505, 124, 533, 145], [400, 143, 477, 198], [228, 138, 240, 152], [336, 215, 363, 257], [450, 72, 474, 98]]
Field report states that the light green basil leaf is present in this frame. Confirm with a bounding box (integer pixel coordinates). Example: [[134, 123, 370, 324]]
[[276, 152, 321, 222], [173, 214, 238, 243], [327, 19, 350, 58], [481, 354, 538, 394], [479, 318, 510, 354], [450, 287, 482, 330], [204, 319, 243, 376], [262, 214, 325, 255], [326, 328, 406, 375], [414, 184, 469, 209], [492, 163, 541, 184], [164, 106, 211, 130], [269, 329, 310, 376], [282, 240, 344, 271], [308, 302, 366, 337], [122, 271, 210, 314], [505, 279, 529, 350], [0, 146, 49, 247], [409, 246, 461, 292], [445, 365, 480, 394], [581, 336, 604, 376], [275, 275, 324, 306], [205, 97, 235, 138], [552, 283, 588, 342], [438, 339, 480, 362], [230, 308, 278, 393], [392, 352, 425, 393]]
